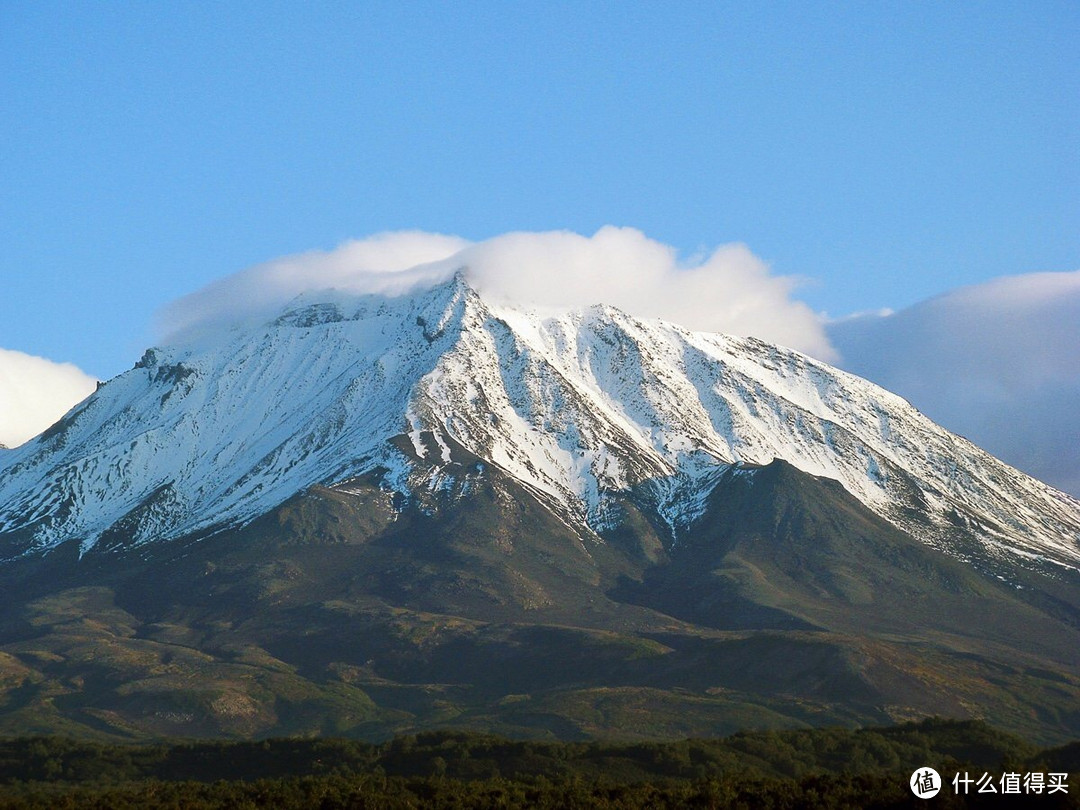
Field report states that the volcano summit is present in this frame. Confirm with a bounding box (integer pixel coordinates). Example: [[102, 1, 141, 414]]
[[0, 275, 1077, 742]]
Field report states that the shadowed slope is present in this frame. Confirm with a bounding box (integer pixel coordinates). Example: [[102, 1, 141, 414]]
[[0, 459, 1076, 743]]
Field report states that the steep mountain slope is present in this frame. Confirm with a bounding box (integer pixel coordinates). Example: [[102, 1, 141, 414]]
[[0, 274, 1077, 573], [0, 275, 1078, 743], [0, 459, 1077, 743]]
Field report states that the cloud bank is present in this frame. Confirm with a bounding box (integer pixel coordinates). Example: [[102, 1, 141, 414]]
[[0, 349, 98, 448], [159, 227, 834, 360], [828, 270, 1080, 497]]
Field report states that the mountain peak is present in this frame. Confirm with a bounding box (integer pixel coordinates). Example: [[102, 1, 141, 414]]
[[0, 282, 1078, 572]]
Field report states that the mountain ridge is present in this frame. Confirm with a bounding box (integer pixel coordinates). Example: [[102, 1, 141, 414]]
[[1, 274, 1076, 574]]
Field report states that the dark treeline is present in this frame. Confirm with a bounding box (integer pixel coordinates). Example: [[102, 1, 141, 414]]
[[0, 718, 1076, 808], [2, 772, 1079, 810]]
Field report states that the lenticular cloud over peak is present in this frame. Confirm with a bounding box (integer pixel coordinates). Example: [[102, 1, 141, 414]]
[[157, 227, 835, 360]]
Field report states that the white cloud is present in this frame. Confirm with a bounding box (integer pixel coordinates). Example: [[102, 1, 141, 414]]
[[828, 270, 1080, 497], [0, 349, 98, 448], [158, 231, 471, 339], [459, 227, 834, 359], [158, 226, 834, 359]]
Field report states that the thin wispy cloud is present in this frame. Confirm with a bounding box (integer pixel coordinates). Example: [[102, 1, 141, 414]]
[[158, 227, 835, 360], [0, 349, 98, 448], [158, 231, 471, 339]]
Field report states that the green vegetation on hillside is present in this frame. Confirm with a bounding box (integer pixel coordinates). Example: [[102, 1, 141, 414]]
[[1, 462, 1078, 748]]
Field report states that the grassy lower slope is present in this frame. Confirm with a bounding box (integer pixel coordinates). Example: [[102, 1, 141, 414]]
[[0, 462, 1077, 744]]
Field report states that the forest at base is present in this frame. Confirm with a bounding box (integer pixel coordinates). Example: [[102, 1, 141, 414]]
[[0, 718, 1077, 808]]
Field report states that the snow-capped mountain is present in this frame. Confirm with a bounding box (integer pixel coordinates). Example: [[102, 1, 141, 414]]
[[1, 273, 1078, 570]]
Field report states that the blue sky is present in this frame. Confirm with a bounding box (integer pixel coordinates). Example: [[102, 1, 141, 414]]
[[3, 1, 1076, 378]]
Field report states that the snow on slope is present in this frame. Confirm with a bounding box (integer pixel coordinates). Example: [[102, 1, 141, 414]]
[[0, 274, 1078, 569]]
